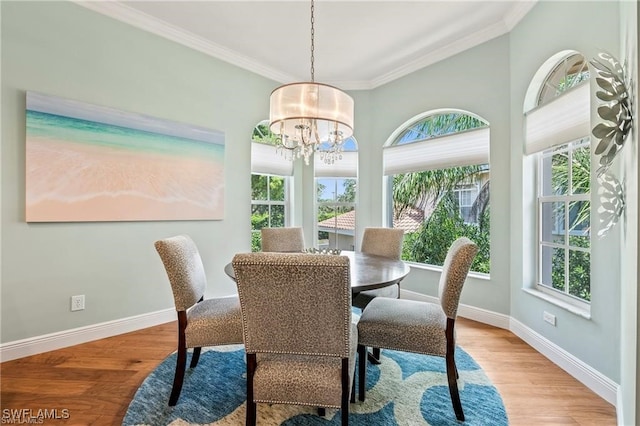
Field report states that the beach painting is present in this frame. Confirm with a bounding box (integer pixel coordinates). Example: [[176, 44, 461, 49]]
[[25, 92, 225, 222]]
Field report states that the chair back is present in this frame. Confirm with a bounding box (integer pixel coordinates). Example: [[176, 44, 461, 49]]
[[438, 237, 479, 319], [232, 252, 351, 357], [261, 227, 305, 252], [154, 235, 206, 311], [360, 227, 405, 260]]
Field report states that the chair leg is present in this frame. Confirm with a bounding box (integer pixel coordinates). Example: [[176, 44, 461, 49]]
[[341, 358, 349, 426], [445, 318, 464, 421], [169, 343, 187, 406], [350, 371, 356, 403], [372, 347, 381, 360], [246, 354, 257, 426], [169, 311, 188, 406], [446, 350, 464, 421], [189, 347, 202, 368], [357, 344, 367, 401]]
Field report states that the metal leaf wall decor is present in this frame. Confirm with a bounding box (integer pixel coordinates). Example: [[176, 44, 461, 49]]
[[589, 51, 633, 177], [597, 172, 625, 238]]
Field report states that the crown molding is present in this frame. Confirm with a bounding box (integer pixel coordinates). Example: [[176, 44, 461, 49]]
[[73, 1, 536, 91], [370, 18, 511, 89], [503, 0, 538, 31], [73, 1, 295, 84]]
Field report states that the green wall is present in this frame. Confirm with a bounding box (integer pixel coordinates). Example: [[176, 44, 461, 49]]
[[1, 1, 275, 342], [618, 1, 639, 424], [1, 0, 631, 404], [509, 0, 621, 382], [363, 34, 512, 315]]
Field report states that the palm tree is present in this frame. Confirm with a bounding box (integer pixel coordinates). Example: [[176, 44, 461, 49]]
[[393, 166, 484, 216], [391, 112, 491, 271]]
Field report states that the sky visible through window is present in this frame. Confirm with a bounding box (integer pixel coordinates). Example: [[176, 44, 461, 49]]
[[317, 137, 357, 199]]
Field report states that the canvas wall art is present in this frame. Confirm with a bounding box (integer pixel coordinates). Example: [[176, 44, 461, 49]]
[[25, 92, 225, 222]]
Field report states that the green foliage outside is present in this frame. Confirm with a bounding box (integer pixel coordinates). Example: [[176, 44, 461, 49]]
[[547, 143, 591, 301], [252, 122, 280, 145], [251, 231, 262, 253], [398, 112, 485, 142], [398, 177, 490, 273], [317, 179, 356, 242], [551, 236, 590, 301], [393, 112, 490, 273], [251, 174, 286, 252]]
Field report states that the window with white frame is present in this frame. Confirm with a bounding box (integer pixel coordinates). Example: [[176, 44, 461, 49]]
[[383, 111, 490, 274], [315, 138, 358, 251], [524, 53, 591, 306], [455, 185, 480, 224], [250, 120, 292, 252]]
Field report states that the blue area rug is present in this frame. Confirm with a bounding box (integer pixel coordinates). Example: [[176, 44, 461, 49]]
[[122, 344, 508, 425]]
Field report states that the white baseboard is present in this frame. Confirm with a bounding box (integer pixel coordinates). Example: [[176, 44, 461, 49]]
[[616, 385, 625, 426], [401, 289, 618, 408], [510, 317, 618, 405], [0, 292, 620, 411], [0, 308, 176, 362]]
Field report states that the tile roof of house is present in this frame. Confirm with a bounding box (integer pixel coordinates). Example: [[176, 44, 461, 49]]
[[393, 207, 424, 233], [317, 207, 424, 233], [318, 210, 356, 231]]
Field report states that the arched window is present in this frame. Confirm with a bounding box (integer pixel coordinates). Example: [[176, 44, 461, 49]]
[[315, 137, 358, 251], [250, 120, 293, 252], [383, 110, 490, 273], [524, 52, 591, 307]]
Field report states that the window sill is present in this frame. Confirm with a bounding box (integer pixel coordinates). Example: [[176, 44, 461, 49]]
[[522, 288, 591, 320], [406, 261, 490, 281]]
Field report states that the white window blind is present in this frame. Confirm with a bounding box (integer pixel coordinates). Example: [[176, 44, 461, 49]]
[[383, 127, 490, 175], [524, 82, 590, 155], [314, 151, 358, 177], [251, 142, 293, 176]]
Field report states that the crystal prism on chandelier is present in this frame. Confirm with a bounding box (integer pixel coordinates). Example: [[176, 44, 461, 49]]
[[268, 0, 354, 165]]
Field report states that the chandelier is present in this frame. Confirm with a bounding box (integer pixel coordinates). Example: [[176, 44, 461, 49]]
[[268, 0, 354, 165]]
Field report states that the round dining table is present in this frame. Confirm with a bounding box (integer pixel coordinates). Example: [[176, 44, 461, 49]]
[[224, 250, 410, 295]]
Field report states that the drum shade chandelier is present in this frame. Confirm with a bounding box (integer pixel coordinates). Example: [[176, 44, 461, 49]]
[[269, 0, 354, 165]]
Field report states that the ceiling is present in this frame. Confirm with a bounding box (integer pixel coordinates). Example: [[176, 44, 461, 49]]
[[76, 1, 537, 90]]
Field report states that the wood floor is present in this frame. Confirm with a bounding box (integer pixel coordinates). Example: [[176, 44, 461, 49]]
[[0, 318, 616, 425]]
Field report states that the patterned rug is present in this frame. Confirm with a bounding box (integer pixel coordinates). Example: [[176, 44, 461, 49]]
[[122, 344, 508, 425]]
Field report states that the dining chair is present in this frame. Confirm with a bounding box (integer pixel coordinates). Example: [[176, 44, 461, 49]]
[[232, 252, 357, 426], [352, 227, 405, 363], [356, 237, 478, 421], [260, 226, 305, 252], [352, 227, 405, 310], [154, 235, 243, 406]]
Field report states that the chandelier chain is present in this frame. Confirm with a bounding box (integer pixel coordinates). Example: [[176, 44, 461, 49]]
[[310, 0, 315, 82], [268, 0, 353, 166]]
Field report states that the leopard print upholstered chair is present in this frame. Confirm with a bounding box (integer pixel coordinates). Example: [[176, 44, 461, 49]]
[[356, 237, 478, 422], [232, 252, 357, 426], [352, 227, 405, 363], [352, 227, 405, 309], [154, 235, 243, 406], [260, 227, 305, 252]]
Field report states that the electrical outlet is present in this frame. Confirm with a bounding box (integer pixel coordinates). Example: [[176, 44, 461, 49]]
[[543, 311, 556, 326], [71, 295, 85, 311]]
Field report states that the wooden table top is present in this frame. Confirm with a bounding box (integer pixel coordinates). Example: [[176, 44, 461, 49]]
[[224, 250, 410, 294]]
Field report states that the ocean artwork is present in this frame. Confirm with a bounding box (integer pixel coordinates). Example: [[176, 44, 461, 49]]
[[25, 92, 225, 222]]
